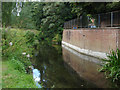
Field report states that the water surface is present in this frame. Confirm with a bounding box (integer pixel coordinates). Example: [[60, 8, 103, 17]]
[[31, 44, 119, 88]]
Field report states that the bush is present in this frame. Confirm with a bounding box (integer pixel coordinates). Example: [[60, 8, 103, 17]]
[[2, 28, 34, 73], [52, 34, 62, 45], [24, 31, 35, 44], [99, 49, 120, 82]]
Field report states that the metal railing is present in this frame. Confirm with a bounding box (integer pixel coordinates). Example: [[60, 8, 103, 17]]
[[64, 10, 120, 29]]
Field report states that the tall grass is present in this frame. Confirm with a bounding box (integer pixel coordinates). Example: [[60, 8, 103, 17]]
[[99, 49, 120, 82]]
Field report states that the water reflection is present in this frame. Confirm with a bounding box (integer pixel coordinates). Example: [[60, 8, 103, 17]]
[[31, 44, 98, 88], [31, 44, 117, 88], [30, 66, 42, 88], [62, 44, 115, 88]]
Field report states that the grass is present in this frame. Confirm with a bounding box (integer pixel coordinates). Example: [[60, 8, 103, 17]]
[[1, 28, 40, 88], [2, 60, 37, 88], [0, 61, 2, 89]]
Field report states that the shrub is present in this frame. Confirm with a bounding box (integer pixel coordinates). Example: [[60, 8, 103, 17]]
[[99, 49, 120, 82], [2, 28, 34, 73], [24, 31, 35, 44], [52, 34, 62, 45]]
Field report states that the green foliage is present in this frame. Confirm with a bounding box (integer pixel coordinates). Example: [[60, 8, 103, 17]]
[[2, 2, 14, 26], [106, 2, 120, 12], [52, 34, 62, 44], [99, 49, 120, 82], [24, 30, 40, 47], [3, 2, 120, 45], [31, 2, 74, 44], [2, 29, 32, 57], [2, 28, 34, 72], [2, 28, 40, 88], [11, 2, 35, 29], [70, 2, 120, 17], [2, 60, 37, 88], [31, 2, 45, 30], [10, 57, 26, 73], [25, 31, 35, 43]]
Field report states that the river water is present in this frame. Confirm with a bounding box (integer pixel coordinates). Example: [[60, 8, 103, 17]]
[[31, 44, 119, 88]]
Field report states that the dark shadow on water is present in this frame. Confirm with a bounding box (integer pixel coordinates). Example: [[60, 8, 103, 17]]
[[31, 43, 119, 88]]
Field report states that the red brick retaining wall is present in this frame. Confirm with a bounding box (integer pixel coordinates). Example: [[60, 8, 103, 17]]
[[62, 28, 120, 53]]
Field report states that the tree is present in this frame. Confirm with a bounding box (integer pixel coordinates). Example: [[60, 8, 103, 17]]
[[31, 2, 75, 43], [31, 2, 45, 30], [70, 2, 120, 17], [2, 2, 13, 27], [11, 2, 35, 29]]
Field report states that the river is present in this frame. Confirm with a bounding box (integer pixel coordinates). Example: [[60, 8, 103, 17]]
[[30, 44, 119, 88]]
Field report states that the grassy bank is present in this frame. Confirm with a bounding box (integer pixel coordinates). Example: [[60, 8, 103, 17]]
[[1, 28, 39, 88], [2, 60, 37, 88]]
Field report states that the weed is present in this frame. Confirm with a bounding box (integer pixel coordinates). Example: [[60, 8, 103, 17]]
[[99, 49, 120, 82], [2, 28, 39, 88]]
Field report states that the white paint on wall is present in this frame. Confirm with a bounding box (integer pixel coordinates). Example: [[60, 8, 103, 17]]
[[62, 41, 108, 59], [62, 44, 103, 64]]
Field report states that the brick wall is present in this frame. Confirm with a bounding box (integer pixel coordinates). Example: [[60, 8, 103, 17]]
[[118, 30, 120, 50], [62, 28, 120, 53]]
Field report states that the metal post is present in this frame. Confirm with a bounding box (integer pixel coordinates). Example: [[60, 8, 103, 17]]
[[69, 21, 70, 29], [87, 16, 89, 28], [65, 23, 66, 29], [79, 16, 81, 28], [111, 12, 113, 27], [77, 18, 78, 28], [81, 16, 82, 28], [98, 14, 100, 28], [74, 19, 75, 27], [67, 22, 68, 29]]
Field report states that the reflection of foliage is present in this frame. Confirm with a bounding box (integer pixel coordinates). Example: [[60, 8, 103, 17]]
[[32, 44, 64, 87], [32, 43, 96, 88]]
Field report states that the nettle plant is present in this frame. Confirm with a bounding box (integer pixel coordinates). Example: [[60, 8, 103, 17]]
[[100, 49, 120, 82]]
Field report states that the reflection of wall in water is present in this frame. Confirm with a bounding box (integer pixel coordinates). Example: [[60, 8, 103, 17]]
[[62, 46, 112, 88]]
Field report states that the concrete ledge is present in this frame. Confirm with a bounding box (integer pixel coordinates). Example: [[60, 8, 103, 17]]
[[62, 41, 107, 59]]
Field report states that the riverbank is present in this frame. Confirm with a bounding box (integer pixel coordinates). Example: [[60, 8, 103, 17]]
[[1, 28, 40, 88], [2, 60, 37, 88]]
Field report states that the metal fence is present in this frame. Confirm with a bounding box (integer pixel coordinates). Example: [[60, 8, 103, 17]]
[[64, 10, 120, 29]]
